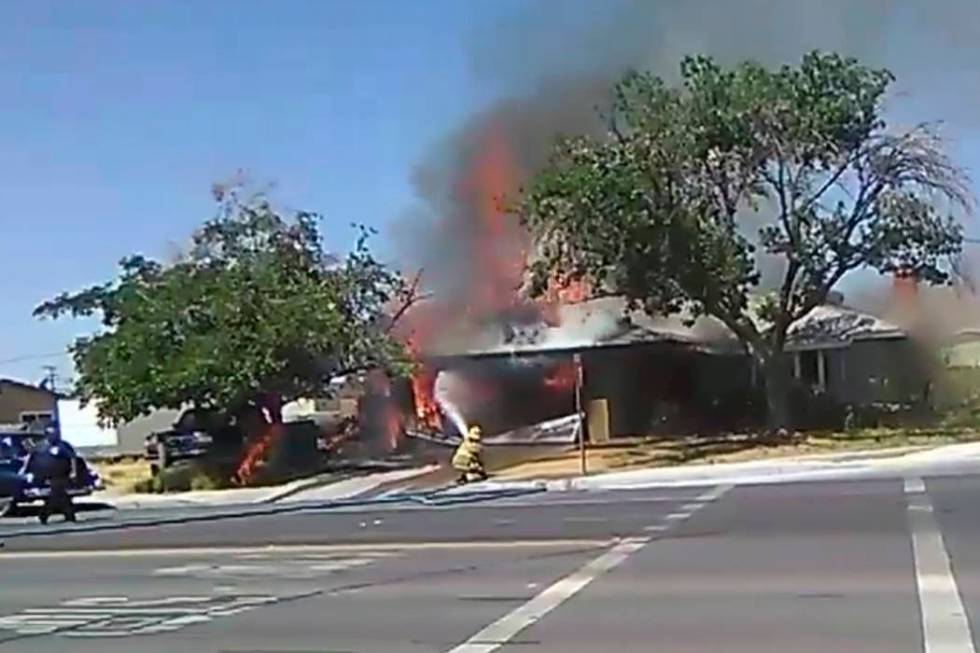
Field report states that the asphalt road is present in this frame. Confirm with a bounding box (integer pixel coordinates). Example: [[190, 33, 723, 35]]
[[1, 476, 979, 652]]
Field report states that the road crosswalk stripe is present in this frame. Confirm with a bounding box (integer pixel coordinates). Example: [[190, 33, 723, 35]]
[[905, 476, 976, 653]]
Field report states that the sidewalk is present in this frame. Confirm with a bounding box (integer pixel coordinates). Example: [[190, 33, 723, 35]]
[[96, 465, 438, 510]]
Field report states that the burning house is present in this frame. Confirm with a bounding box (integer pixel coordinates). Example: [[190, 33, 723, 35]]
[[407, 296, 752, 440], [388, 291, 939, 442], [379, 115, 940, 445]]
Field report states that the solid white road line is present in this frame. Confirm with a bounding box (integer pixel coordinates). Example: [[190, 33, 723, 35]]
[[904, 476, 976, 653], [445, 536, 650, 653], [0, 539, 612, 560]]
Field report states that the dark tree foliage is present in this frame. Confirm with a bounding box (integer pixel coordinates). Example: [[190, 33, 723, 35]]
[[521, 52, 970, 427], [36, 190, 414, 425]]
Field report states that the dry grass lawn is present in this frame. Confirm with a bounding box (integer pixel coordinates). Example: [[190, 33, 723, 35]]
[[91, 457, 154, 494], [490, 427, 980, 480]]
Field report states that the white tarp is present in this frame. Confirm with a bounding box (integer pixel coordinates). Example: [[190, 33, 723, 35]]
[[409, 412, 582, 446], [57, 399, 118, 448]]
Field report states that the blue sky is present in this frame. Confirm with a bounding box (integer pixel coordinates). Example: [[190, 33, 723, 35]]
[[0, 0, 523, 384], [1, 1, 979, 387]]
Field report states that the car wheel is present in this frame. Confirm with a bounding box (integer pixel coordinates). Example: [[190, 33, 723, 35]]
[[0, 496, 14, 518]]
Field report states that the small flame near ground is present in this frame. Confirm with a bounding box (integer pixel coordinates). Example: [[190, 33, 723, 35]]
[[404, 336, 442, 432], [234, 421, 283, 486], [367, 370, 405, 451]]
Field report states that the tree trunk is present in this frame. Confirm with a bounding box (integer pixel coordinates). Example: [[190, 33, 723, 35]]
[[762, 354, 792, 433]]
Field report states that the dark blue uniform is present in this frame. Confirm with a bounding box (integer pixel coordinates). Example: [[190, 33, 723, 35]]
[[27, 433, 77, 524]]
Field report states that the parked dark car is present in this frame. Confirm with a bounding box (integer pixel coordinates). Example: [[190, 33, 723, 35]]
[[0, 432, 103, 517], [144, 429, 214, 474], [144, 408, 241, 475]]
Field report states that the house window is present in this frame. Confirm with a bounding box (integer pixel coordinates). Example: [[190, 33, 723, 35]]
[[795, 350, 829, 392], [20, 411, 53, 425]]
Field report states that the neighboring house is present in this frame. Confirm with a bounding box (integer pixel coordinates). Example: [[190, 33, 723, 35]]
[[784, 304, 927, 406], [0, 378, 56, 427], [942, 330, 980, 369]]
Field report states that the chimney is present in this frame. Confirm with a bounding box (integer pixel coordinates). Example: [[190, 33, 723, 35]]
[[891, 270, 919, 330], [893, 270, 919, 304]]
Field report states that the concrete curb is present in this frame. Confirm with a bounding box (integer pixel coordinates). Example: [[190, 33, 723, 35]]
[[95, 465, 439, 511]]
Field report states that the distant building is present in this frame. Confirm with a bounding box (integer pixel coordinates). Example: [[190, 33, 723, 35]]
[[0, 378, 57, 427]]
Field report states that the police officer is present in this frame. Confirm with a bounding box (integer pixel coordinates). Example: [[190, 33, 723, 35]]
[[26, 424, 77, 524]]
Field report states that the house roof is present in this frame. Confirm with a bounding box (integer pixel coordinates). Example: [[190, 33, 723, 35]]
[[424, 296, 742, 359], [422, 295, 906, 359], [0, 378, 57, 397], [783, 304, 905, 351]]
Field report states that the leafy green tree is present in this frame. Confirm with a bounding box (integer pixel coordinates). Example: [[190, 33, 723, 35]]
[[520, 52, 970, 428], [36, 189, 414, 426]]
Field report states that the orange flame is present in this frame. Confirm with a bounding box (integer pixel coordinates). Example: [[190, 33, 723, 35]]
[[383, 403, 403, 450], [391, 127, 592, 430], [543, 362, 577, 392], [367, 370, 405, 451], [235, 422, 283, 485], [404, 338, 442, 431], [466, 123, 528, 320]]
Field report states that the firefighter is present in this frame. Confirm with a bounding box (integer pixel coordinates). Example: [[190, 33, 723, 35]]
[[25, 425, 77, 524], [452, 424, 487, 484]]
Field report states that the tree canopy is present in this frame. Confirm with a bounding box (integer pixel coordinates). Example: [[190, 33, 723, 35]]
[[36, 191, 413, 425], [520, 51, 970, 425]]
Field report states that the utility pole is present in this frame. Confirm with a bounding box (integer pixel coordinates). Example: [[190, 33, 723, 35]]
[[42, 365, 61, 436]]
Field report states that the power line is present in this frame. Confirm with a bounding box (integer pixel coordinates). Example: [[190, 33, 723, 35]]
[[0, 351, 69, 366]]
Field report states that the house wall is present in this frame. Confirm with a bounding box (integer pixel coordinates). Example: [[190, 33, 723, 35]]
[[792, 337, 927, 406], [0, 381, 55, 425], [583, 346, 757, 437]]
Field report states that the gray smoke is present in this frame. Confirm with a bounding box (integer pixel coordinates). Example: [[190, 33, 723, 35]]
[[394, 0, 980, 323]]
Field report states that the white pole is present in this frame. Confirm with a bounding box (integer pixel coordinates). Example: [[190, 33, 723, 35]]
[[574, 353, 586, 476]]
